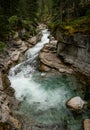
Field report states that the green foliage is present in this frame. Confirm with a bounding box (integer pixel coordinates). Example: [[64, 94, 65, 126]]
[[18, 0, 39, 22], [0, 0, 39, 39], [0, 15, 10, 38], [69, 16, 88, 26], [47, 0, 90, 38], [0, 41, 5, 52], [8, 15, 18, 28], [69, 15, 90, 34]]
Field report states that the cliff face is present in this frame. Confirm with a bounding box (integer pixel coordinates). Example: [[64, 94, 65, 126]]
[[57, 33, 90, 82]]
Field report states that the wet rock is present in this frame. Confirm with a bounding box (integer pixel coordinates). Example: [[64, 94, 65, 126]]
[[66, 96, 87, 112], [83, 119, 90, 130], [5, 87, 15, 97], [0, 71, 10, 91]]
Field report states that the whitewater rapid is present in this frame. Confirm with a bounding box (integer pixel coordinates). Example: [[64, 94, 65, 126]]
[[8, 29, 88, 129]]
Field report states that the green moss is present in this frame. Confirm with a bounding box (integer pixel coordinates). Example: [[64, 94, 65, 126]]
[[68, 16, 90, 34]]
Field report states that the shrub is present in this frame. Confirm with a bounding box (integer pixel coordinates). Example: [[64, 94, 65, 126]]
[[8, 15, 18, 28]]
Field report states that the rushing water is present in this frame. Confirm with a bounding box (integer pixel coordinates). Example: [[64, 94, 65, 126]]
[[9, 29, 89, 130]]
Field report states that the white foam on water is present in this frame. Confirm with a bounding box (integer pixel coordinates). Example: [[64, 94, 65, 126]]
[[9, 75, 65, 111], [25, 29, 50, 59], [9, 29, 66, 111]]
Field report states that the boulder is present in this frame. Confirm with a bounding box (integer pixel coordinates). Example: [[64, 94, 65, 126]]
[[66, 96, 87, 112], [83, 119, 90, 130]]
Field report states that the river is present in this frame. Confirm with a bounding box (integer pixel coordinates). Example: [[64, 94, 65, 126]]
[[9, 29, 89, 130]]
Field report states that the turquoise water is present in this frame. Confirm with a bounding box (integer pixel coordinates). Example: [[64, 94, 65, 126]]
[[17, 72, 89, 130]]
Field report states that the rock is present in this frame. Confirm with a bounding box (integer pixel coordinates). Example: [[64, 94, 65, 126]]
[[9, 116, 21, 130], [57, 34, 90, 82], [83, 119, 90, 130], [39, 35, 73, 73], [39, 63, 51, 72], [16, 39, 23, 45], [37, 24, 47, 30], [43, 39, 57, 52], [27, 36, 37, 45], [0, 94, 11, 122], [5, 87, 15, 97], [66, 96, 87, 112], [36, 31, 42, 42], [59, 68, 73, 74], [19, 41, 28, 53], [39, 51, 73, 73], [0, 71, 10, 91], [6, 60, 13, 69], [11, 50, 21, 62], [0, 94, 21, 130]]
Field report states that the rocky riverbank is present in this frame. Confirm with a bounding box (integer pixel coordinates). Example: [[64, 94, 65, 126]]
[[0, 24, 44, 129], [39, 36, 73, 74], [0, 24, 90, 130], [39, 30, 90, 84], [38, 29, 90, 130]]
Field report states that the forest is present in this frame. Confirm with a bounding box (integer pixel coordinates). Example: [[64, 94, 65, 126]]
[[0, 0, 90, 43]]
